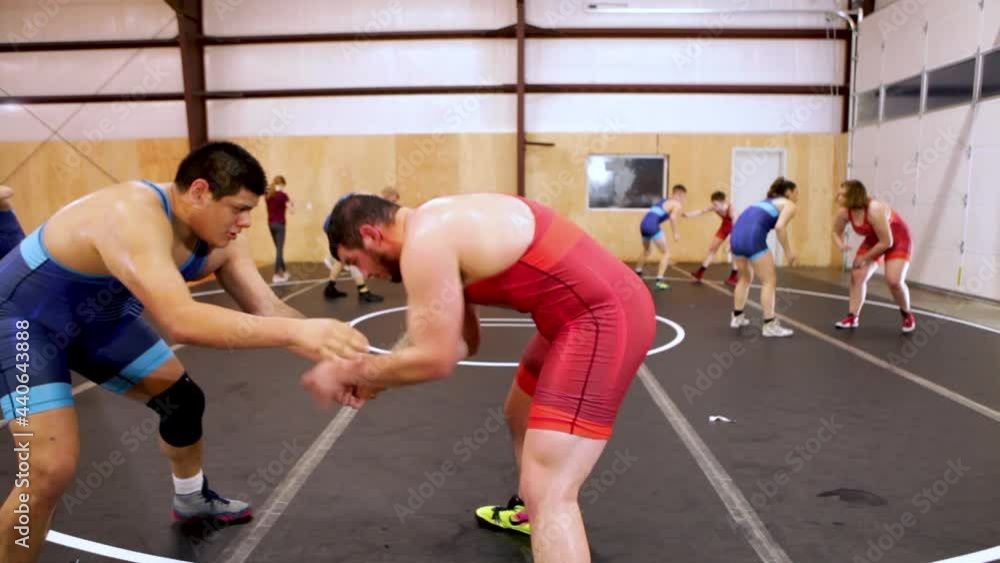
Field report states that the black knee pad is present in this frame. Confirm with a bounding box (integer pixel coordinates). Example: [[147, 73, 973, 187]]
[[146, 373, 205, 448]]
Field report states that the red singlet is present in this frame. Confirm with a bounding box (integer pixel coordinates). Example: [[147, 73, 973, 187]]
[[715, 204, 734, 240], [850, 202, 912, 262], [463, 197, 656, 440]]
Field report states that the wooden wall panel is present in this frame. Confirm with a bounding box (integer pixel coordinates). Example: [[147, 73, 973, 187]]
[[525, 132, 846, 267], [0, 138, 189, 239], [234, 134, 398, 268], [1, 131, 847, 274]]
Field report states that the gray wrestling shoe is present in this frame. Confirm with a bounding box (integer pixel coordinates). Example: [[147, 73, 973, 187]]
[[172, 477, 252, 522]]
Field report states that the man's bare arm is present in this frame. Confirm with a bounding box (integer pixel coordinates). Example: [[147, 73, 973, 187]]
[[95, 203, 367, 360], [215, 236, 305, 319], [353, 222, 467, 388]]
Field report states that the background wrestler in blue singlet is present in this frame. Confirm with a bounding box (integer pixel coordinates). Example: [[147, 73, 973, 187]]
[[635, 184, 687, 290]]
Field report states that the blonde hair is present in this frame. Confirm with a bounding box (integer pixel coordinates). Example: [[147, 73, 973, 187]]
[[267, 175, 287, 199], [381, 186, 400, 203]]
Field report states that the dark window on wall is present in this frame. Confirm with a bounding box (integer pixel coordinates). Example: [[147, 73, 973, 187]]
[[883, 74, 923, 121], [981, 48, 1000, 100], [856, 88, 880, 126], [926, 58, 976, 112]]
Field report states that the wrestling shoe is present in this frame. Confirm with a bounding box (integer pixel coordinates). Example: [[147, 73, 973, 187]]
[[835, 313, 859, 329], [654, 279, 670, 290], [358, 290, 384, 303], [475, 495, 531, 536], [324, 282, 347, 299], [902, 312, 917, 334], [172, 478, 252, 523], [763, 319, 794, 337], [730, 313, 750, 328]]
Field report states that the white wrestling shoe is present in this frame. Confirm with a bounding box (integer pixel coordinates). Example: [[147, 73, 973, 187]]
[[730, 313, 751, 328], [762, 319, 794, 337]]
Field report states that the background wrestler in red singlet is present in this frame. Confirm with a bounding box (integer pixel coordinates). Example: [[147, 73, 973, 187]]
[[831, 180, 917, 333], [687, 190, 739, 285], [308, 193, 656, 563]]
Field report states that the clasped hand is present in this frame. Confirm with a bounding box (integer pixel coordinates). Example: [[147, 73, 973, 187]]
[[301, 356, 385, 409]]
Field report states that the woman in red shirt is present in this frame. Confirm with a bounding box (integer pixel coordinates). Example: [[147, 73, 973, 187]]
[[266, 175, 294, 283], [831, 180, 916, 333]]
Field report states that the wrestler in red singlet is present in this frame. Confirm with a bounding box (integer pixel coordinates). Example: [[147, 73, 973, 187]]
[[463, 197, 657, 439], [850, 203, 912, 263], [317, 193, 660, 553], [832, 180, 916, 333], [714, 202, 734, 240], [690, 191, 739, 285]]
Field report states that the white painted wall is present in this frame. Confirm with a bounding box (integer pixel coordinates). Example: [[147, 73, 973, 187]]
[[526, 0, 850, 29], [0, 0, 177, 42], [0, 0, 182, 141], [207, 95, 516, 137], [0, 101, 187, 142], [202, 0, 515, 35], [851, 0, 1000, 301], [1, 3, 846, 144], [526, 39, 844, 85], [204, 40, 516, 91], [526, 93, 841, 133], [0, 49, 183, 97]]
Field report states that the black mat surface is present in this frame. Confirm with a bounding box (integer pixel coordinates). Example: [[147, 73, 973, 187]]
[[1, 263, 997, 563]]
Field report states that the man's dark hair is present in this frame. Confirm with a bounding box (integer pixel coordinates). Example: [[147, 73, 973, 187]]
[[711, 191, 726, 202], [174, 141, 267, 199], [326, 193, 400, 260], [672, 184, 687, 194]]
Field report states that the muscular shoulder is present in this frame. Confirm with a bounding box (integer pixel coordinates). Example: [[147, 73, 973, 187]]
[[868, 198, 887, 215], [49, 182, 169, 240], [404, 194, 532, 268], [408, 194, 513, 237], [96, 182, 168, 219], [408, 197, 461, 239]]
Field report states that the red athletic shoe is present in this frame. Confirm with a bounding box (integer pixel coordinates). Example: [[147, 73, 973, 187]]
[[692, 267, 706, 281], [835, 314, 859, 329], [902, 312, 916, 334], [725, 271, 738, 286]]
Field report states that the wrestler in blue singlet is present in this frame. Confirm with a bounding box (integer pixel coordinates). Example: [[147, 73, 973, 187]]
[[639, 199, 670, 241], [730, 198, 781, 262], [0, 180, 209, 419]]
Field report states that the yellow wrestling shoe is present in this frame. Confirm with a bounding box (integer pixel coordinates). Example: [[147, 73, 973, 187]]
[[474, 495, 531, 536]]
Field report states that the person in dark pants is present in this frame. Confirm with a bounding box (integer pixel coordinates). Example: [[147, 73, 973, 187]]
[[266, 175, 294, 283]]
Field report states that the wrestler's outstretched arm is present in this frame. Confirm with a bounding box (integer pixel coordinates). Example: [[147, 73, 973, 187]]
[[301, 217, 469, 407], [98, 200, 368, 362]]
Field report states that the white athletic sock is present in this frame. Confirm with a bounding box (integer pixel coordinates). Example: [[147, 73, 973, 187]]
[[173, 470, 204, 495]]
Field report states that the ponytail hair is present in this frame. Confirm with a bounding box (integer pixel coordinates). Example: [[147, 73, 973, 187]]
[[767, 176, 797, 199]]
